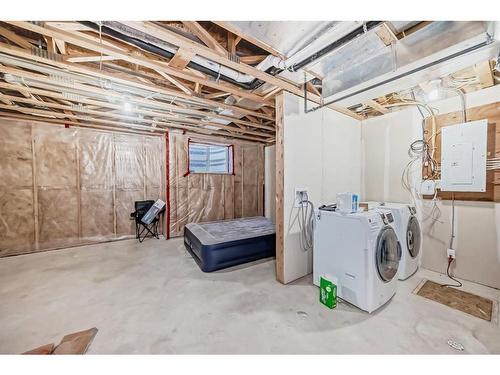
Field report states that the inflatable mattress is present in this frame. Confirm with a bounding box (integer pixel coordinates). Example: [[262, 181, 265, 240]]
[[184, 216, 276, 272]]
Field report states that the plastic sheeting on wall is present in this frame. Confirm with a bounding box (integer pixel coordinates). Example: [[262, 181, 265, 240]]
[[169, 133, 264, 237], [0, 119, 165, 257]]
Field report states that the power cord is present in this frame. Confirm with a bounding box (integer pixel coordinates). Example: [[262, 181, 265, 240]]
[[441, 255, 463, 288], [441, 193, 462, 288]]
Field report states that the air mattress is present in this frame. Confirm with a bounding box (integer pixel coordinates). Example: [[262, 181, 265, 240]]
[[184, 216, 276, 272]]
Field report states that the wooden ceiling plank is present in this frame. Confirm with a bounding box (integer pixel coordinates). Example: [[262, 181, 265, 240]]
[[0, 112, 167, 136], [0, 25, 33, 49], [65, 54, 120, 63], [54, 39, 66, 54], [0, 42, 275, 121], [168, 47, 195, 70], [307, 81, 321, 97], [474, 60, 494, 89], [212, 21, 285, 59], [239, 55, 267, 65], [154, 69, 194, 95], [0, 93, 271, 137], [0, 105, 270, 142], [7, 22, 360, 120], [119, 23, 362, 118], [181, 21, 227, 56], [0, 23, 271, 106], [364, 99, 389, 114]]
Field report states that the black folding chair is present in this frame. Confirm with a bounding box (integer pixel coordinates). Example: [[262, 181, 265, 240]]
[[130, 200, 163, 243]]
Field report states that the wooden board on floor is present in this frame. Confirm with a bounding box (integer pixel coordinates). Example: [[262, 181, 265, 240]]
[[414, 280, 493, 321], [52, 327, 98, 354], [23, 343, 55, 355]]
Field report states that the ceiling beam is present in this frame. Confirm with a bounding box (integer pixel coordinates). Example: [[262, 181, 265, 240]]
[[0, 93, 273, 138], [154, 69, 194, 95], [64, 54, 120, 63], [0, 25, 33, 49], [239, 55, 267, 65], [6, 21, 272, 105], [212, 21, 286, 59], [119, 22, 362, 119], [0, 106, 269, 142], [0, 112, 167, 136], [364, 99, 389, 114], [0, 66, 275, 130], [168, 47, 195, 70], [181, 21, 227, 56], [0, 42, 274, 121]]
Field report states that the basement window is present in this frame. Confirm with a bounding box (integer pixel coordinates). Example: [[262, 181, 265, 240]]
[[188, 141, 234, 175]]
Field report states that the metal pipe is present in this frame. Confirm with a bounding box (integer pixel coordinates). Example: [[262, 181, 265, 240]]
[[289, 21, 382, 71]]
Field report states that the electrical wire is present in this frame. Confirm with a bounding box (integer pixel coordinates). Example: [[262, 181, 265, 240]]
[[441, 256, 463, 288]]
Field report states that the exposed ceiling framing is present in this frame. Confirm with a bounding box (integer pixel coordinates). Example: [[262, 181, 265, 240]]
[[0, 20, 363, 142], [0, 21, 496, 140]]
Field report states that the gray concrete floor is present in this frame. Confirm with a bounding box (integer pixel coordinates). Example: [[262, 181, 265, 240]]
[[1, 237, 499, 354]]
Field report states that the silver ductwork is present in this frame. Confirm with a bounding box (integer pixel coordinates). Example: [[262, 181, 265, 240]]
[[319, 21, 499, 107]]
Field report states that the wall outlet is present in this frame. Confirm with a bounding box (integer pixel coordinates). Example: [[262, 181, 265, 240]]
[[447, 248, 456, 259], [294, 187, 309, 207], [418, 180, 436, 195]]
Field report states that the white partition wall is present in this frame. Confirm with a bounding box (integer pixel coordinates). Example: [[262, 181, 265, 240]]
[[279, 92, 362, 283]]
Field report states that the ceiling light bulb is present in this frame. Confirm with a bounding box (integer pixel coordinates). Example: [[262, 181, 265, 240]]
[[426, 78, 442, 102], [427, 89, 439, 101], [123, 102, 133, 112]]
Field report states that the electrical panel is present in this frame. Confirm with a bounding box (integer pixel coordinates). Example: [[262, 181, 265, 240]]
[[440, 119, 487, 192]]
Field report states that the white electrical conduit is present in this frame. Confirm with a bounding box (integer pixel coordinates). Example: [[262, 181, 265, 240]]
[[0, 54, 213, 109]]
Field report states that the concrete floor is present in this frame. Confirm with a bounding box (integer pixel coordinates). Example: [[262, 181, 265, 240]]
[[1, 237, 499, 354]]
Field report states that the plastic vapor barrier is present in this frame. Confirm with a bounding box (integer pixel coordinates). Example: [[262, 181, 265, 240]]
[[169, 133, 264, 237], [0, 119, 165, 257]]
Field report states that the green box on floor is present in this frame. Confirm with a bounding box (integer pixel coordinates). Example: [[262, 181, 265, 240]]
[[320, 276, 337, 309]]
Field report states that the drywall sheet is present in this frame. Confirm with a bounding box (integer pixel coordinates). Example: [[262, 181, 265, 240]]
[[281, 92, 362, 284], [0, 118, 165, 257], [169, 133, 264, 237]]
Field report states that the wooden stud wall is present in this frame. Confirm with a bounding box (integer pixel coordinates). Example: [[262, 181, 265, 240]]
[[275, 92, 285, 283]]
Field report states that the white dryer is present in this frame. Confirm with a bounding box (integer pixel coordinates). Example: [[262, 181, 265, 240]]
[[313, 208, 401, 313], [366, 202, 422, 280]]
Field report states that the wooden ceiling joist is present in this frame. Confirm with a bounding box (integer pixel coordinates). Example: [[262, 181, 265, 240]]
[[0, 42, 274, 122], [364, 99, 389, 114], [0, 105, 268, 143], [168, 47, 195, 70], [0, 25, 33, 49], [181, 21, 227, 56], [0, 66, 274, 131], [6, 21, 273, 105], [0, 93, 273, 138], [64, 54, 120, 63], [213, 21, 286, 59]]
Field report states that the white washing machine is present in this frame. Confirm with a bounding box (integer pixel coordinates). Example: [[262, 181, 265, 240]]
[[313, 208, 401, 313], [366, 202, 422, 280]]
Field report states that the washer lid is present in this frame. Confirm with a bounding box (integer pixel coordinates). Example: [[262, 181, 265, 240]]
[[406, 216, 421, 258], [376, 226, 401, 282]]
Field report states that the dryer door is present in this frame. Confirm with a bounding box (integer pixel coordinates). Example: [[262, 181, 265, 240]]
[[376, 226, 401, 282], [406, 216, 421, 258]]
